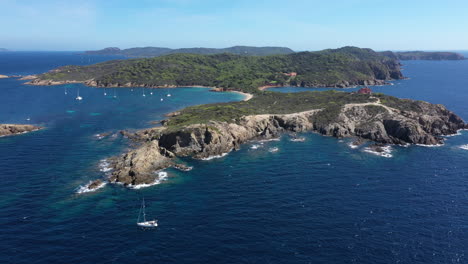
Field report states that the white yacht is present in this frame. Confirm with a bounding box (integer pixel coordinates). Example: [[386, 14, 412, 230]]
[[137, 198, 158, 228]]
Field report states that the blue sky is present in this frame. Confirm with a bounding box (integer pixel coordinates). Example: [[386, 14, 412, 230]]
[[1, 0, 467, 51]]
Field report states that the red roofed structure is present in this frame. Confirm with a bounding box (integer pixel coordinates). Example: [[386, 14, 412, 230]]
[[357, 87, 372, 94]]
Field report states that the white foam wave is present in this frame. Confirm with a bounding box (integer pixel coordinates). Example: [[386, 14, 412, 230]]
[[459, 144, 468, 150], [129, 171, 168, 189], [363, 145, 393, 158], [76, 181, 106, 194], [269, 147, 279, 153], [94, 133, 106, 140], [348, 143, 359, 149], [99, 159, 113, 173], [201, 151, 230, 160], [258, 138, 280, 142], [250, 144, 262, 149], [415, 143, 444, 147], [290, 137, 305, 142]]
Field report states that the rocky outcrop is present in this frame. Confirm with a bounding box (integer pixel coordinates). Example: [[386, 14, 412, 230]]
[[0, 124, 42, 137], [108, 101, 466, 185], [0, 74, 9, 79]]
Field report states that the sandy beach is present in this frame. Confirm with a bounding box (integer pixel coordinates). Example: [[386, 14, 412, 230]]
[[231, 91, 253, 101]]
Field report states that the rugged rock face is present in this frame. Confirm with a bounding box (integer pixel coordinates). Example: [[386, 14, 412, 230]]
[[108, 141, 174, 185], [108, 101, 466, 185], [0, 124, 42, 137]]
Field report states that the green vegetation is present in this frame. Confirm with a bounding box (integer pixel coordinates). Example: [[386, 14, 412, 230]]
[[166, 90, 376, 129], [379, 51, 465, 60], [85, 46, 294, 57], [40, 46, 403, 94]]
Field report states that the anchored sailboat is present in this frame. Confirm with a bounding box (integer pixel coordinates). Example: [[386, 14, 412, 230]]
[[137, 198, 158, 228]]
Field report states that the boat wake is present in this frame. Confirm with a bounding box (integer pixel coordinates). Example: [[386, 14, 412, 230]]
[[129, 171, 168, 189], [76, 181, 106, 194]]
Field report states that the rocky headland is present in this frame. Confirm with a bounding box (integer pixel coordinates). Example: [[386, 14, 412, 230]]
[[0, 124, 42, 137], [104, 91, 467, 186]]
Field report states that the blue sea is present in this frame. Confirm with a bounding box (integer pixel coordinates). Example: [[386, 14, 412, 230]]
[[1, 52, 468, 264]]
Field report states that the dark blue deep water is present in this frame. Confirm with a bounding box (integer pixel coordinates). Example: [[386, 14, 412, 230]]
[[1, 52, 468, 264]]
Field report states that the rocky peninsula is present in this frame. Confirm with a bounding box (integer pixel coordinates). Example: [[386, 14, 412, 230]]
[[0, 124, 42, 137], [105, 91, 466, 186]]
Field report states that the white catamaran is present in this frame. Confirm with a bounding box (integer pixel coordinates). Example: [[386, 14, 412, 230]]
[[137, 198, 158, 228]]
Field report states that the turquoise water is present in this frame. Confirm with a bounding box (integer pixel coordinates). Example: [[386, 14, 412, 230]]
[[1, 53, 468, 263]]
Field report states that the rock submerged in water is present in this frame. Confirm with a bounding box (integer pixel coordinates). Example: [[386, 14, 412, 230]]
[[88, 179, 103, 190], [0, 124, 42, 137], [107, 99, 467, 185]]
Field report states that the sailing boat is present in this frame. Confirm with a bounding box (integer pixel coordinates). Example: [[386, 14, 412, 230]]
[[104, 88, 107, 96], [137, 198, 158, 228], [75, 87, 83, 100], [64, 86, 68, 95], [142, 88, 146, 97], [113, 88, 117, 98]]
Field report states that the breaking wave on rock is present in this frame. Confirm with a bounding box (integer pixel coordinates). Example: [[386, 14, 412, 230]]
[[201, 152, 230, 160], [99, 159, 113, 173], [363, 145, 393, 158], [128, 171, 168, 189], [76, 181, 106, 194]]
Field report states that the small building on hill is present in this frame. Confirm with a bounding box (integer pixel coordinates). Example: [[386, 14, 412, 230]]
[[357, 87, 372, 94], [284, 72, 297, 77]]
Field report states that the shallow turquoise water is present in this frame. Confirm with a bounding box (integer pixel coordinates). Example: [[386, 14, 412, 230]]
[[1, 53, 468, 263]]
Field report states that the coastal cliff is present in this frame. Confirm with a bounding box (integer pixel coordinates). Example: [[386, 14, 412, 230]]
[[106, 91, 466, 186], [0, 124, 42, 137]]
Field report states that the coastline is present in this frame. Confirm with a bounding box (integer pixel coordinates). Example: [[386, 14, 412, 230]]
[[229, 90, 253, 101]]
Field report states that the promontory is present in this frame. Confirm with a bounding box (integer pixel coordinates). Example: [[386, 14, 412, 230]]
[[0, 124, 42, 137]]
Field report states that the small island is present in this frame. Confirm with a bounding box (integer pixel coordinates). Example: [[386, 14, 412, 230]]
[[0, 124, 42, 137], [27, 46, 403, 93]]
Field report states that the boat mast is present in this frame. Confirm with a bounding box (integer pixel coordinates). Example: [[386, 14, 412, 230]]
[[142, 198, 146, 222]]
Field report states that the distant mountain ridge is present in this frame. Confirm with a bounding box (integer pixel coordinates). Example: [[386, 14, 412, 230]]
[[85, 46, 465, 60], [379, 51, 465, 60], [0, 48, 9, 52], [84, 46, 295, 57]]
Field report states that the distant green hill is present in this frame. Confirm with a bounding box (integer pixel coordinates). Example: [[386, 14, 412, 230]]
[[85, 46, 295, 57], [36, 46, 403, 93], [380, 51, 465, 60]]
